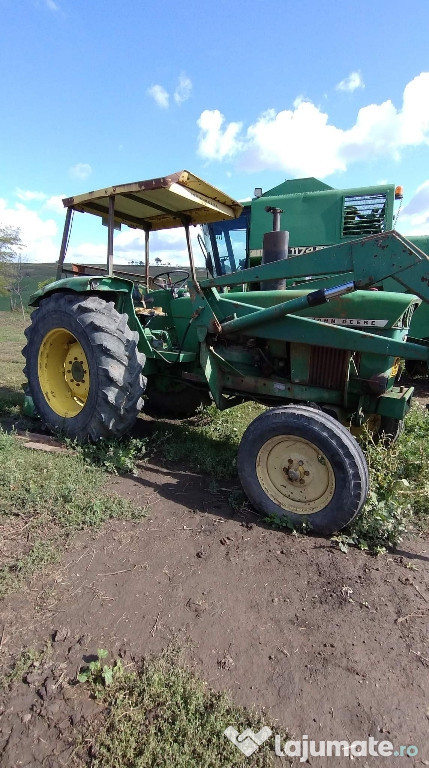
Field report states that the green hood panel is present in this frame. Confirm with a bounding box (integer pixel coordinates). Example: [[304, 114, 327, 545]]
[[224, 289, 420, 329]]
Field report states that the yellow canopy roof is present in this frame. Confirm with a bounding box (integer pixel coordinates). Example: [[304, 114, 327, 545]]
[[63, 170, 243, 231]]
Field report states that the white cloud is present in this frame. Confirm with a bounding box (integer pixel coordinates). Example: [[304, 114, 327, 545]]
[[197, 72, 429, 178], [174, 73, 192, 105], [15, 188, 47, 202], [148, 74, 193, 109], [246, 101, 344, 177], [197, 110, 243, 160], [398, 179, 429, 235], [403, 180, 429, 216], [0, 198, 59, 262], [69, 163, 92, 180], [336, 71, 365, 93], [148, 84, 169, 109], [44, 195, 66, 216]]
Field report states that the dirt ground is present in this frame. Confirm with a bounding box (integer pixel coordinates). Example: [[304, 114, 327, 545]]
[[1, 443, 428, 767]]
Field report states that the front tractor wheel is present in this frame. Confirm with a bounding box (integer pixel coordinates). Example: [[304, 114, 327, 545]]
[[238, 405, 368, 535], [23, 293, 146, 441]]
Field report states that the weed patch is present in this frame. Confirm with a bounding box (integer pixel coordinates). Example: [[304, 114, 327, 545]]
[[75, 437, 147, 475], [79, 648, 279, 768], [334, 404, 429, 552], [147, 402, 264, 478], [77, 649, 123, 696]]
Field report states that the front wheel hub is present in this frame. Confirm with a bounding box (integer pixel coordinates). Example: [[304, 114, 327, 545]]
[[284, 459, 310, 484], [256, 436, 335, 514], [38, 330, 90, 418]]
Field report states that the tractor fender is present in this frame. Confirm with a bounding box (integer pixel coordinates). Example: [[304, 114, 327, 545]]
[[27, 275, 148, 357], [28, 275, 134, 307]]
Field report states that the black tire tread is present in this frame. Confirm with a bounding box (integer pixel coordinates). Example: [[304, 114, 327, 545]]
[[23, 292, 146, 441]]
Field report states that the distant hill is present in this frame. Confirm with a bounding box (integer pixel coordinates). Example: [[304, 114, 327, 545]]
[[0, 262, 209, 312], [0, 263, 57, 312]]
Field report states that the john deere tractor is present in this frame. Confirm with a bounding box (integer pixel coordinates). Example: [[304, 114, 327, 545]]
[[23, 171, 429, 535]]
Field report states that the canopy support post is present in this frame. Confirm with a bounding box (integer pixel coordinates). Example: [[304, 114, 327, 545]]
[[145, 229, 150, 287], [185, 223, 198, 287], [107, 195, 115, 276], [56, 207, 73, 280]]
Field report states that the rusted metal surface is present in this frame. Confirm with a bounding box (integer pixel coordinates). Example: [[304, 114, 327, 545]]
[[309, 347, 350, 390], [222, 370, 341, 404], [62, 171, 242, 231]]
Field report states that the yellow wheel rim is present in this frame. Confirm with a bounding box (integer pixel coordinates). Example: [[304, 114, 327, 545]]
[[38, 328, 90, 418], [256, 435, 335, 515]]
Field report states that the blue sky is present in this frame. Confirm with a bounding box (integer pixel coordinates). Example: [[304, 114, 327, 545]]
[[1, 0, 429, 264]]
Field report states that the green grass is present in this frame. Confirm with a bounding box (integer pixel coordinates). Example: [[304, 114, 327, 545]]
[[0, 311, 150, 597], [146, 401, 265, 478], [338, 404, 429, 552], [79, 648, 279, 768], [0, 311, 29, 413], [0, 430, 146, 598]]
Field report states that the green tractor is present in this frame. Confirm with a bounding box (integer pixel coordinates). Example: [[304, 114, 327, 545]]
[[23, 171, 429, 535]]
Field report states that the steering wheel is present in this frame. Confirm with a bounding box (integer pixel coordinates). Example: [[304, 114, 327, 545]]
[[152, 269, 190, 289]]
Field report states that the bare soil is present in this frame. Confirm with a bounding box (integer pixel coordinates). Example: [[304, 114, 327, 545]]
[[1, 451, 428, 767]]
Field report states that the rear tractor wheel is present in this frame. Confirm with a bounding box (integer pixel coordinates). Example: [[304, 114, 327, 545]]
[[23, 293, 146, 441], [238, 405, 368, 535]]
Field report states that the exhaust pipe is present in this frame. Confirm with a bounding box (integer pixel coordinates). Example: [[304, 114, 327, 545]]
[[260, 206, 289, 290]]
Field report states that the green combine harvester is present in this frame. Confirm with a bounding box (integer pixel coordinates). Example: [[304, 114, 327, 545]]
[[23, 171, 429, 535], [202, 175, 429, 351]]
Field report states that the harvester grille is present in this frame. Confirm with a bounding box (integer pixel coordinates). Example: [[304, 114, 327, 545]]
[[342, 193, 387, 237]]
